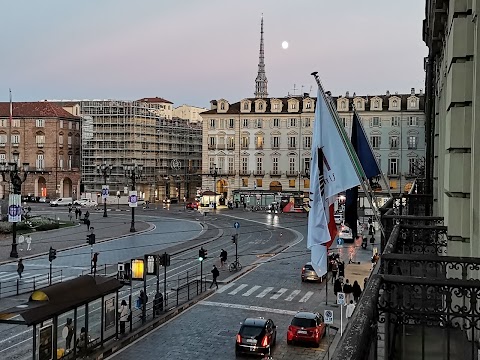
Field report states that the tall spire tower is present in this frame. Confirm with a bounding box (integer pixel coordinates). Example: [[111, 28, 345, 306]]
[[254, 15, 268, 98]]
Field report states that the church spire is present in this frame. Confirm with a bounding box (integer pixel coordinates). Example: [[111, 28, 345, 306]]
[[254, 15, 268, 98]]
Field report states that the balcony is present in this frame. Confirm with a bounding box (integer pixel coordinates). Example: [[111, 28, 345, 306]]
[[254, 170, 265, 176], [216, 144, 225, 150], [331, 178, 478, 360], [288, 145, 297, 150], [239, 170, 251, 176], [37, 143, 44, 148], [387, 172, 400, 178], [255, 145, 263, 150], [286, 171, 298, 177], [241, 145, 249, 150], [208, 144, 216, 150], [226, 145, 235, 150], [270, 170, 281, 177]]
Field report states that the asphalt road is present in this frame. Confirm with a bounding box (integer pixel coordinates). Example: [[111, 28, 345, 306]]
[[0, 207, 301, 360]]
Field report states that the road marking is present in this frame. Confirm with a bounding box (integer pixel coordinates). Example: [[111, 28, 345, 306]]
[[285, 290, 301, 301], [270, 288, 287, 300], [216, 282, 237, 293], [229, 284, 248, 295], [256, 287, 274, 298], [242, 285, 261, 297], [200, 301, 297, 316], [299, 291, 314, 303]]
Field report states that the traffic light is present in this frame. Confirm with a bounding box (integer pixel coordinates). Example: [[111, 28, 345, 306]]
[[232, 234, 238, 244], [48, 247, 57, 262], [198, 249, 204, 261], [86, 234, 96, 245]]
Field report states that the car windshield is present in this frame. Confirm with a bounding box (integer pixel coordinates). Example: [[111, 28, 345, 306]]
[[304, 265, 314, 271], [291, 317, 316, 328], [240, 325, 263, 337], [342, 229, 350, 234]]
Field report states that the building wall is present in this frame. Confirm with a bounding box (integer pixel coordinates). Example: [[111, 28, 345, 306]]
[[425, 0, 479, 256], [202, 92, 425, 200], [173, 105, 208, 123]]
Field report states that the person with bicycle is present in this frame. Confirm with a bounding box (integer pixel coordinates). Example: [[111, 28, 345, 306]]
[[220, 249, 227, 268]]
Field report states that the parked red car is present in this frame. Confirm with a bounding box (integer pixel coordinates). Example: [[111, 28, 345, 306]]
[[186, 202, 198, 210], [287, 312, 326, 347]]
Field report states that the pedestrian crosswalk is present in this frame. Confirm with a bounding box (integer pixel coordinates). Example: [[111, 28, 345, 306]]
[[217, 283, 317, 303], [0, 271, 67, 284]]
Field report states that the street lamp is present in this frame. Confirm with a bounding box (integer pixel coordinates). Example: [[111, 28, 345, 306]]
[[96, 163, 112, 218], [209, 164, 219, 210], [123, 164, 143, 232], [0, 162, 30, 258]]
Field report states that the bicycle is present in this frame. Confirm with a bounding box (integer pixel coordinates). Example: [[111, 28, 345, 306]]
[[229, 260, 242, 272]]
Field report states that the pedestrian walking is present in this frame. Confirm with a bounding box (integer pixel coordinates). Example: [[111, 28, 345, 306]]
[[343, 279, 353, 303], [333, 278, 343, 297], [75, 207, 79, 219], [91, 252, 98, 276], [345, 300, 356, 319], [68, 205, 73, 214], [17, 259, 24, 279], [84, 210, 90, 220], [331, 260, 338, 283], [68, 212, 73, 223], [137, 290, 148, 316], [85, 218, 91, 231], [26, 235, 32, 251], [210, 265, 219, 289], [78, 208, 83, 220], [352, 280, 362, 303], [118, 300, 129, 334], [220, 249, 227, 268], [371, 252, 380, 269], [338, 261, 345, 278]]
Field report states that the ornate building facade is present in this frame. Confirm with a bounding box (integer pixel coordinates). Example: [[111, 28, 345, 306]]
[[0, 102, 81, 199]]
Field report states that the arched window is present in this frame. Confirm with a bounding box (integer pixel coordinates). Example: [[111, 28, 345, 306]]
[[220, 103, 225, 110], [393, 100, 397, 107]]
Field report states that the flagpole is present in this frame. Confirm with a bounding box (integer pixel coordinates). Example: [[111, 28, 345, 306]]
[[8, 89, 12, 163], [352, 107, 393, 198], [311, 72, 385, 240]]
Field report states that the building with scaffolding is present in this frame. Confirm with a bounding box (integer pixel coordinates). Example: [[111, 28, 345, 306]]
[[78, 99, 202, 203]]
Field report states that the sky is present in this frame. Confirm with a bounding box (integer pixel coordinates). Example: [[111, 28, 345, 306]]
[[1, 0, 428, 108]]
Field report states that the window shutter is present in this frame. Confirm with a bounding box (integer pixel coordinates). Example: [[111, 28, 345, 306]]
[[369, 118, 373, 127]]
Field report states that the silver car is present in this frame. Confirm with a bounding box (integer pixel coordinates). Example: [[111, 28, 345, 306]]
[[301, 262, 321, 282]]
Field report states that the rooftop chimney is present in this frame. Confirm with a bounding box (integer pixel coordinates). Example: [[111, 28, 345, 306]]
[[411, 87, 415, 95], [386, 90, 390, 96], [210, 100, 217, 110], [419, 89, 423, 95], [346, 91, 350, 97]]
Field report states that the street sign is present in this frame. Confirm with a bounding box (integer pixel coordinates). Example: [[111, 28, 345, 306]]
[[8, 194, 22, 223], [324, 309, 334, 324], [336, 237, 344, 247], [102, 185, 109, 199], [337, 292, 345, 305], [128, 191, 138, 208], [145, 254, 157, 275], [234, 221, 240, 229]]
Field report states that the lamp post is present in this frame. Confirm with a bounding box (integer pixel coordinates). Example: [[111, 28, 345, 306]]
[[96, 163, 112, 218], [209, 164, 219, 210], [0, 162, 30, 258], [123, 164, 142, 232]]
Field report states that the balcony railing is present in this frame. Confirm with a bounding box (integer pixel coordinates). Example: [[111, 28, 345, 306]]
[[269, 171, 281, 177], [286, 171, 297, 177], [254, 170, 265, 176], [208, 144, 216, 150], [331, 178, 480, 360], [239, 171, 251, 176]]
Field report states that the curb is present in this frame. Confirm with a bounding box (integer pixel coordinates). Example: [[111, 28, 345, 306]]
[[0, 222, 156, 266], [90, 289, 215, 360]]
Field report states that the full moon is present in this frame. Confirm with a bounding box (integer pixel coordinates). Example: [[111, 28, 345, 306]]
[[282, 41, 289, 49]]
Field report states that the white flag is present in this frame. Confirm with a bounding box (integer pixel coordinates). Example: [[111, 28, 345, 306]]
[[308, 88, 360, 275]]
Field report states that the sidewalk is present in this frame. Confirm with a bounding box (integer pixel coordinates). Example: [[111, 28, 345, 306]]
[[0, 208, 151, 264]]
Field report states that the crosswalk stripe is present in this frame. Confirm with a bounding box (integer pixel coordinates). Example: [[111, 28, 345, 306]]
[[216, 282, 237, 293], [285, 290, 301, 301], [270, 288, 288, 300], [229, 284, 248, 295], [256, 287, 274, 298], [0, 273, 21, 280], [242, 285, 261, 297], [299, 291, 314, 303]]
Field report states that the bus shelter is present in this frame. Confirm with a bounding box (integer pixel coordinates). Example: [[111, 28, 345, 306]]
[[0, 275, 123, 360]]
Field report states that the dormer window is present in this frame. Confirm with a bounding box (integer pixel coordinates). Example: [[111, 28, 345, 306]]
[[274, 103, 278, 110], [259, 103, 263, 110], [410, 99, 416, 107], [393, 100, 398, 107], [291, 103, 296, 109], [306, 102, 311, 109], [341, 102, 346, 110], [374, 100, 379, 108], [243, 102, 248, 110], [356, 101, 361, 109], [220, 103, 225, 110]]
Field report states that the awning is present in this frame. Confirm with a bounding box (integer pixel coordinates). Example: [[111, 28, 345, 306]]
[[0, 275, 123, 326]]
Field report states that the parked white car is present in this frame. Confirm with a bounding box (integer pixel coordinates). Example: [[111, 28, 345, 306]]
[[50, 197, 73, 207], [73, 198, 98, 207], [334, 214, 344, 225], [339, 226, 354, 243]]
